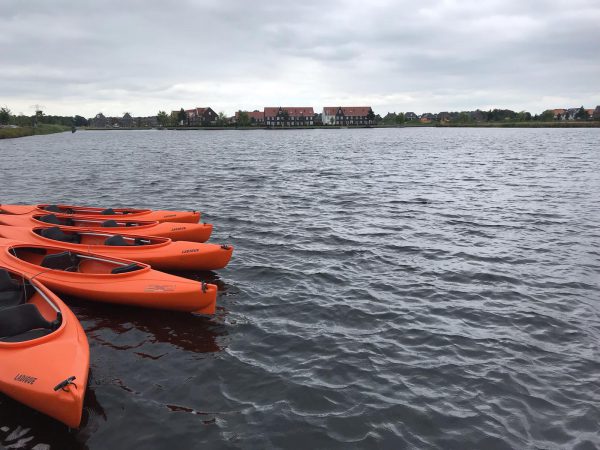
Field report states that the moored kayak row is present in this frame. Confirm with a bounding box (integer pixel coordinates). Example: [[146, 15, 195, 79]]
[[0, 203, 233, 428]]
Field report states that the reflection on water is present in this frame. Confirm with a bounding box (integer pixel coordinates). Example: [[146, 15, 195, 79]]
[[73, 299, 229, 355]]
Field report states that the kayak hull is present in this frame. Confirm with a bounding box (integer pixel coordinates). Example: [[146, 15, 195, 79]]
[[0, 204, 201, 224], [0, 226, 233, 271], [0, 214, 213, 243], [0, 240, 218, 314], [0, 272, 89, 428]]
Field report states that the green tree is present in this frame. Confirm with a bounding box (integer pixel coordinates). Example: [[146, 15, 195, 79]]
[[458, 112, 471, 123], [382, 112, 397, 125], [237, 111, 250, 127], [157, 110, 169, 127], [539, 110, 555, 121], [367, 108, 375, 124], [73, 115, 88, 126], [216, 111, 228, 126], [396, 112, 405, 124], [575, 106, 589, 120], [177, 108, 186, 126], [0, 107, 11, 125]]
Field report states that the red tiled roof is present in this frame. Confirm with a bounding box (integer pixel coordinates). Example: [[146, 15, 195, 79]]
[[186, 107, 208, 116], [323, 106, 372, 116], [264, 107, 314, 117]]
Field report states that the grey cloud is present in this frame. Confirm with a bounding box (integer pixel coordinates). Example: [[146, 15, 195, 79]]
[[0, 0, 598, 117]]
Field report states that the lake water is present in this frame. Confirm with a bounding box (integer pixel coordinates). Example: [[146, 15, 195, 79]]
[[0, 128, 599, 449]]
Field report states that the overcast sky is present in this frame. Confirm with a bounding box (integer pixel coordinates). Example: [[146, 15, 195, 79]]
[[1, 0, 599, 117]]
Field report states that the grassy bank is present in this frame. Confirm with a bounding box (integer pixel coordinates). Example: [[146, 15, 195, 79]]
[[0, 124, 70, 139]]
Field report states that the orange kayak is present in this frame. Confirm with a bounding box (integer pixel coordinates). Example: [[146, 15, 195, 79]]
[[0, 225, 233, 271], [0, 239, 218, 314], [0, 266, 89, 427], [0, 212, 213, 243], [0, 204, 201, 224]]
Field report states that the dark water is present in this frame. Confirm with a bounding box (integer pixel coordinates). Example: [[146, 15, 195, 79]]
[[1, 128, 599, 449]]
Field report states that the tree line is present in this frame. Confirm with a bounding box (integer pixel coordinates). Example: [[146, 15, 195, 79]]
[[380, 107, 597, 125], [0, 107, 88, 127]]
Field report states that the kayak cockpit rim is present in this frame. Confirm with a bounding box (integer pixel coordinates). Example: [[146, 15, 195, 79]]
[[5, 244, 151, 274], [31, 227, 169, 246], [32, 214, 156, 227], [38, 204, 151, 215], [0, 266, 66, 343]]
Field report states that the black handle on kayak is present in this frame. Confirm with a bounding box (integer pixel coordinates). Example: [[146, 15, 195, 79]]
[[54, 376, 76, 392]]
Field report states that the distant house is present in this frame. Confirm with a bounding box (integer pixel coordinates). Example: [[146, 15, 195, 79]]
[[438, 111, 461, 122], [234, 110, 264, 125], [404, 112, 418, 121], [419, 113, 435, 123], [322, 106, 374, 126], [185, 107, 218, 126], [138, 116, 159, 127], [552, 109, 566, 120], [565, 108, 580, 120], [264, 107, 314, 127], [121, 113, 134, 128], [89, 113, 108, 128]]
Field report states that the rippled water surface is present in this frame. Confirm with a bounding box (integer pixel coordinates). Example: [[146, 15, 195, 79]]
[[1, 128, 599, 449]]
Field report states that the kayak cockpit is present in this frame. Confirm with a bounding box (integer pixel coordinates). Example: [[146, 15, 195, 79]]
[[34, 213, 152, 228], [33, 226, 166, 247], [0, 268, 62, 343], [8, 246, 148, 275], [41, 204, 148, 216]]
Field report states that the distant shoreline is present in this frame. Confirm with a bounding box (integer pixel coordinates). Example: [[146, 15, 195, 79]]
[[83, 121, 600, 131]]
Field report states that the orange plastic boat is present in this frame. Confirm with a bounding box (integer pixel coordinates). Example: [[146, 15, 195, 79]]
[[0, 266, 89, 427], [0, 212, 213, 243], [0, 239, 218, 314], [0, 204, 201, 224], [0, 225, 233, 271]]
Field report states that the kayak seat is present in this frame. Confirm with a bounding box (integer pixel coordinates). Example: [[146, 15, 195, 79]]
[[0, 269, 20, 291], [44, 204, 62, 213], [0, 270, 24, 309], [0, 303, 59, 342], [101, 208, 116, 215], [40, 226, 81, 244], [102, 219, 119, 227], [1, 328, 53, 342], [125, 222, 136, 227], [111, 263, 143, 274], [104, 235, 131, 246], [41, 252, 80, 271], [38, 214, 61, 225], [38, 214, 75, 226]]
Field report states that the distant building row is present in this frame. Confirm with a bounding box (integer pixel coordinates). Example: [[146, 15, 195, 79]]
[[89, 106, 375, 128], [87, 105, 600, 128], [234, 106, 375, 126], [551, 107, 599, 121]]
